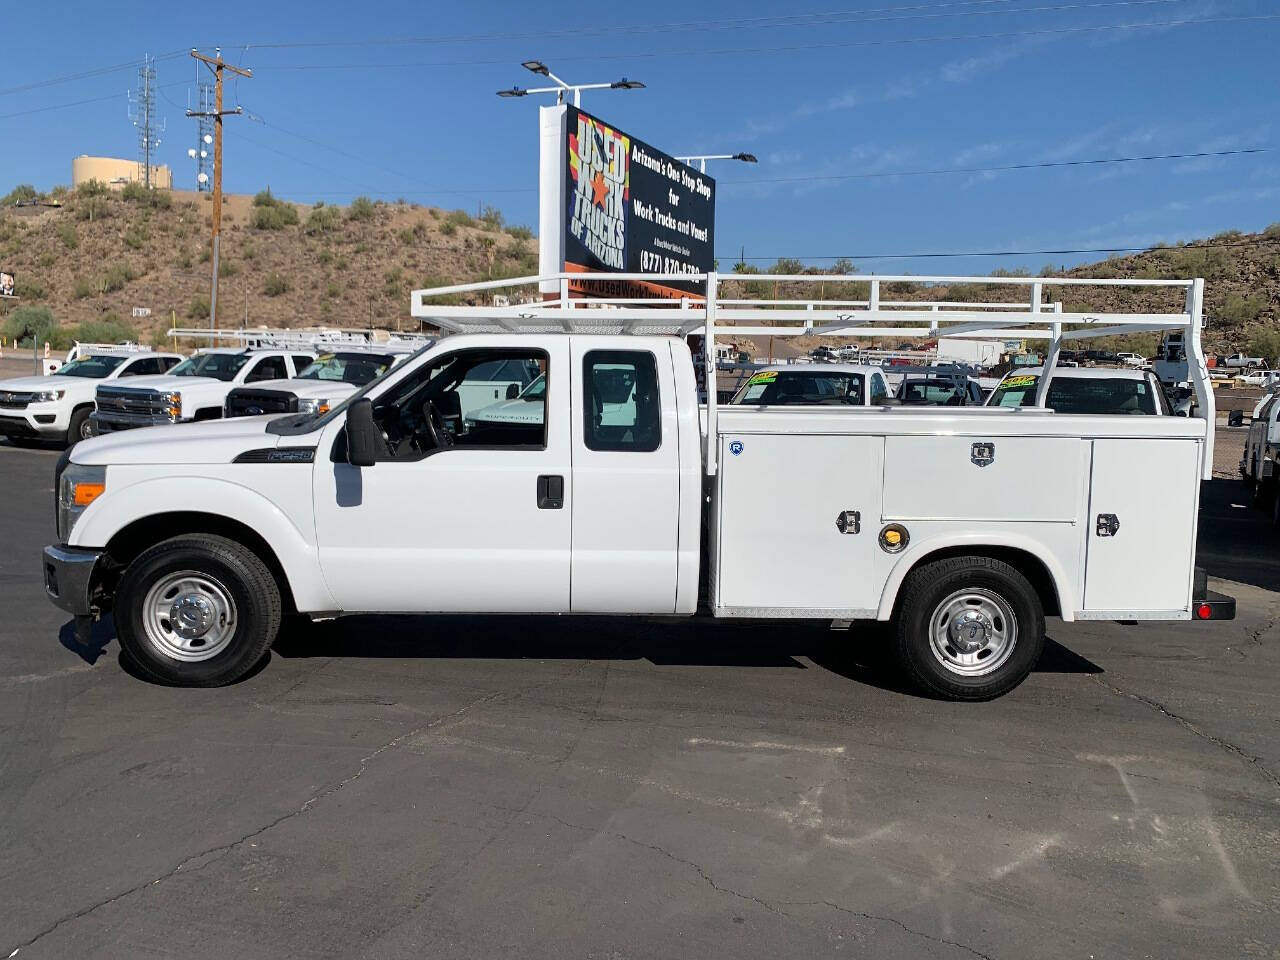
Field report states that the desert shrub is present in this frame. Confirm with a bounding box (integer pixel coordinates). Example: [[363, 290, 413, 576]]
[[505, 224, 533, 241], [325, 281, 341, 298], [55, 221, 77, 248], [439, 221, 457, 237], [347, 196, 376, 222], [15, 277, 47, 300], [2, 305, 56, 345], [1220, 293, 1268, 325], [1248, 328, 1280, 365], [101, 263, 136, 293], [443, 209, 473, 230], [76, 179, 109, 198], [186, 295, 210, 318], [316, 249, 333, 265], [304, 205, 341, 235], [75, 196, 111, 221], [218, 259, 239, 278], [72, 277, 93, 299], [48, 185, 69, 200], [1264, 222, 1280, 239], [123, 223, 149, 249], [120, 182, 147, 202], [252, 203, 298, 230], [2, 184, 40, 206], [262, 273, 290, 296], [77, 316, 136, 343], [479, 206, 504, 230], [37, 252, 56, 268]]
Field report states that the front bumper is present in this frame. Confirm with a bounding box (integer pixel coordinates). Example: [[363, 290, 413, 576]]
[[0, 410, 62, 437], [42, 544, 104, 616]]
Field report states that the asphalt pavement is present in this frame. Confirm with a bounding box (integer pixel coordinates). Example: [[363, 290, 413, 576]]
[[0, 437, 1276, 960]]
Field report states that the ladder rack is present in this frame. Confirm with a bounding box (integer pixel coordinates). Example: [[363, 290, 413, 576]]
[[410, 271, 1212, 478]]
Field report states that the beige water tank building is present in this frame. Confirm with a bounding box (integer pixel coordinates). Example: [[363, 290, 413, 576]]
[[72, 156, 172, 191]]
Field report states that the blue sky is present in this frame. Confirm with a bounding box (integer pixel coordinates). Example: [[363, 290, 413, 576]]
[[2, 0, 1278, 274]]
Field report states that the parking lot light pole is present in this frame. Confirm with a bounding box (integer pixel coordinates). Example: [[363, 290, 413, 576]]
[[496, 60, 645, 108], [675, 153, 758, 174]]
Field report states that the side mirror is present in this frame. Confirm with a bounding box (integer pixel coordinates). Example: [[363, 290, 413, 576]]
[[346, 398, 381, 467], [506, 383, 520, 400]]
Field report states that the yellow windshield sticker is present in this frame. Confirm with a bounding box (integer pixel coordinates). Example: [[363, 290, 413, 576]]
[[1002, 375, 1037, 388], [748, 371, 778, 385]]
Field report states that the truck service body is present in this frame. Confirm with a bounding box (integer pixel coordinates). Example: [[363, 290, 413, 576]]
[[42, 271, 1233, 700]]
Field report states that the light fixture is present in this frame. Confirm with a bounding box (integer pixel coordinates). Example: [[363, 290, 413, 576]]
[[496, 87, 527, 98], [732, 152, 758, 163], [522, 60, 549, 76], [611, 78, 645, 90]]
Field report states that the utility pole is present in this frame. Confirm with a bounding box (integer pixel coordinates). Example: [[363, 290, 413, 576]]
[[187, 48, 251, 343]]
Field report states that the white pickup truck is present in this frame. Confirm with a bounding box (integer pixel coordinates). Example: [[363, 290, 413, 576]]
[[223, 345, 421, 419], [0, 347, 182, 445], [42, 271, 1233, 701], [91, 347, 316, 432]]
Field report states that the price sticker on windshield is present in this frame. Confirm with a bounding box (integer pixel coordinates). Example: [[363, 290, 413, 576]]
[[747, 371, 778, 385], [1002, 375, 1037, 388]]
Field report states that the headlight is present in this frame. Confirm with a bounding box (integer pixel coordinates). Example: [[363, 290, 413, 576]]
[[57, 464, 107, 541], [33, 390, 65, 403], [164, 391, 182, 419], [298, 398, 330, 416]]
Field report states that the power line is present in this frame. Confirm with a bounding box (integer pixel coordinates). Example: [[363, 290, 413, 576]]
[[0, 81, 188, 119], [719, 235, 1280, 262], [252, 13, 1280, 74], [720, 147, 1273, 187], [0, 50, 188, 97], [232, 0, 1208, 50], [279, 144, 1271, 198]]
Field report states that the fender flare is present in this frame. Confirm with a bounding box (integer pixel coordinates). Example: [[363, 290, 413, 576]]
[[875, 531, 1077, 622], [71, 475, 336, 612]]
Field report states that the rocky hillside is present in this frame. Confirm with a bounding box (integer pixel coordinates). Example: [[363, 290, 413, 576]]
[[1, 179, 1275, 356], [0, 183, 536, 348]]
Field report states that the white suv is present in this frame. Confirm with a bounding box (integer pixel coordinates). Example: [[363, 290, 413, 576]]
[[0, 349, 182, 445]]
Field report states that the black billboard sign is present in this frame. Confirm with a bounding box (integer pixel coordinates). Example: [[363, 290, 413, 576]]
[[563, 105, 714, 300]]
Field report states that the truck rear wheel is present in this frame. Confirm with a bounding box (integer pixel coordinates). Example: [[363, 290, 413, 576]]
[[894, 556, 1044, 701], [114, 534, 281, 686]]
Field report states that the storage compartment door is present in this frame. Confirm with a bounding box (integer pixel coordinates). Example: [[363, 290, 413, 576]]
[[1084, 439, 1198, 612], [716, 434, 884, 613]]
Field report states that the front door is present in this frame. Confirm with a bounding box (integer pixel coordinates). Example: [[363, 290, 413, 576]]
[[312, 339, 571, 613]]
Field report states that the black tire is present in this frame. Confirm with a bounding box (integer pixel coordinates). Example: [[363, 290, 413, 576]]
[[66, 407, 94, 445], [115, 534, 281, 686], [894, 556, 1044, 701]]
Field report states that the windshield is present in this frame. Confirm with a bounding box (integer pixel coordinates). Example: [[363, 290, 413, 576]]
[[899, 379, 965, 405], [989, 374, 1159, 414], [298, 352, 396, 385], [519, 373, 546, 400], [168, 352, 250, 382], [732, 370, 865, 405], [267, 340, 436, 436], [56, 355, 126, 378]]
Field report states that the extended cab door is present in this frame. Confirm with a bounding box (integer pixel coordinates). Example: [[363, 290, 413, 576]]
[[568, 338, 683, 613], [312, 338, 571, 613]]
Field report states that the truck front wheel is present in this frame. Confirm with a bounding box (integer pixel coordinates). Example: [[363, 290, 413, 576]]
[[114, 535, 282, 686], [894, 556, 1044, 701]]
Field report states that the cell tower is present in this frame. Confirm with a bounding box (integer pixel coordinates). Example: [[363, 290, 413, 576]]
[[189, 79, 214, 191], [128, 54, 165, 188]]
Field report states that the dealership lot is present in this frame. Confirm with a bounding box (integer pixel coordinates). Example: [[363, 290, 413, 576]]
[[1, 437, 1277, 959]]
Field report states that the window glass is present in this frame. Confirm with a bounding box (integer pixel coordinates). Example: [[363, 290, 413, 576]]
[[160, 355, 182, 371], [732, 370, 865, 406], [870, 374, 888, 404], [246, 356, 288, 383], [169, 352, 251, 381], [291, 355, 315, 375], [298, 352, 396, 385], [119, 357, 159, 376], [583, 350, 661, 452], [369, 349, 549, 459], [56, 355, 126, 378], [989, 374, 1159, 414]]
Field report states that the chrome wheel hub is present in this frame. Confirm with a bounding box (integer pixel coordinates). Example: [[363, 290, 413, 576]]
[[929, 589, 1017, 677], [141, 570, 237, 662]]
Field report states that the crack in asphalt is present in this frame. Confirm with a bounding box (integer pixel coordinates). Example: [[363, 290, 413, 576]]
[[800, 899, 997, 960], [4, 677, 539, 957], [1092, 676, 1280, 792]]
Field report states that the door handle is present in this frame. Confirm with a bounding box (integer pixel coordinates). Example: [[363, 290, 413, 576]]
[[1096, 513, 1120, 537], [537, 475, 564, 510]]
